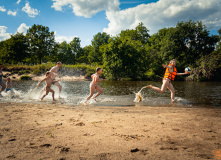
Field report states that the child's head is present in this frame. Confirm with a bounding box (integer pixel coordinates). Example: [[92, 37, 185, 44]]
[[170, 59, 176, 66], [96, 67, 102, 74], [46, 71, 51, 77], [57, 62, 62, 68], [7, 77, 10, 82]]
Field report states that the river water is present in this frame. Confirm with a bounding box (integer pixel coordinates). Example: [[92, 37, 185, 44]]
[[1, 80, 221, 108]]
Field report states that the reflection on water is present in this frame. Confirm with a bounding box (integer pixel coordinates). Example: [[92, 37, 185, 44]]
[[0, 80, 221, 108]]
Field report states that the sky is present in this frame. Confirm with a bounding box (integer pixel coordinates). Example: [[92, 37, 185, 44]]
[[0, 0, 221, 47]]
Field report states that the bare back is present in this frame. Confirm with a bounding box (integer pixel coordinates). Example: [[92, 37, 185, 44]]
[[50, 66, 59, 79]]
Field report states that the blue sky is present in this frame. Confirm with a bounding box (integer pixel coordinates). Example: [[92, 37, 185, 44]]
[[0, 0, 220, 47]]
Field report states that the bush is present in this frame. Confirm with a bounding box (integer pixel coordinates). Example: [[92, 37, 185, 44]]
[[20, 75, 32, 80], [186, 51, 221, 81]]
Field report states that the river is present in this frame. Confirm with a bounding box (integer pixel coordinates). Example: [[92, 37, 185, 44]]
[[1, 80, 221, 108]]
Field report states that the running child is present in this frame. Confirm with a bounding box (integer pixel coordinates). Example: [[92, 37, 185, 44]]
[[146, 59, 189, 102], [0, 63, 6, 96], [49, 62, 62, 98], [36, 71, 59, 101], [85, 67, 103, 103]]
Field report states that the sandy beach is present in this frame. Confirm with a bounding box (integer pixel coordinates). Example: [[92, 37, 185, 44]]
[[0, 103, 221, 160]]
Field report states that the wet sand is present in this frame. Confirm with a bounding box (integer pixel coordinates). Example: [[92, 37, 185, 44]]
[[0, 103, 221, 160]]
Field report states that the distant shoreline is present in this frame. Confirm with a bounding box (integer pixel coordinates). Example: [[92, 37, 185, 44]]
[[2, 71, 88, 81]]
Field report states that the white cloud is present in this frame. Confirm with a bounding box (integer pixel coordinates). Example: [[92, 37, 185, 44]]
[[54, 31, 77, 43], [51, 0, 120, 18], [16, 0, 21, 5], [22, 1, 39, 18], [0, 6, 6, 12], [104, 0, 221, 35], [7, 10, 17, 16], [0, 26, 11, 41], [17, 23, 30, 34]]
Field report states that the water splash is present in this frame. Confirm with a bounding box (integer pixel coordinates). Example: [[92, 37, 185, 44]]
[[134, 87, 146, 102]]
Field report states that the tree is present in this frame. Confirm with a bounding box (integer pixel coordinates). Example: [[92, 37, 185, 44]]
[[69, 37, 84, 64], [173, 20, 219, 65], [120, 22, 150, 44], [89, 32, 110, 64], [0, 33, 28, 64], [26, 24, 56, 64], [101, 35, 148, 80]]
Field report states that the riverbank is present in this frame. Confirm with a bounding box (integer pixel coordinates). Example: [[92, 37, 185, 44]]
[[0, 103, 220, 160], [2, 71, 87, 81], [2, 63, 100, 81]]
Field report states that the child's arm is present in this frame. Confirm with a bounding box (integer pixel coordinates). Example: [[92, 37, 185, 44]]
[[162, 63, 172, 69], [36, 78, 46, 87], [52, 79, 60, 83], [176, 73, 189, 76], [95, 76, 103, 82]]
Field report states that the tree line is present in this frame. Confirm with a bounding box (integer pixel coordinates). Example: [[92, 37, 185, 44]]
[[0, 20, 220, 81]]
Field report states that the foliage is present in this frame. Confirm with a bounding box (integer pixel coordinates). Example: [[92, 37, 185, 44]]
[[20, 75, 32, 80], [26, 24, 56, 64], [0, 21, 221, 81]]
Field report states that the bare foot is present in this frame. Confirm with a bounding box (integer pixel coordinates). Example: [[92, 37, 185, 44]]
[[145, 85, 152, 88], [53, 99, 57, 101], [41, 98, 43, 101]]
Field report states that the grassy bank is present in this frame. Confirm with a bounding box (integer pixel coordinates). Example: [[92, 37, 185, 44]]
[[3, 63, 102, 79]]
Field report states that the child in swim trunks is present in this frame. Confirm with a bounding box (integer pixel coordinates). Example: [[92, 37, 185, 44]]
[[85, 67, 103, 103], [36, 71, 59, 101]]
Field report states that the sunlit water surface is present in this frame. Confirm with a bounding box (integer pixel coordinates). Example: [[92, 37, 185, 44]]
[[1, 81, 221, 108]]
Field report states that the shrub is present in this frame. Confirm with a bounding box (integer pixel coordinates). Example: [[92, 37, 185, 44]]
[[20, 75, 32, 80]]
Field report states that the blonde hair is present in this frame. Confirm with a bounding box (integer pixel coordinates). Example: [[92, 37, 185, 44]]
[[170, 59, 176, 64]]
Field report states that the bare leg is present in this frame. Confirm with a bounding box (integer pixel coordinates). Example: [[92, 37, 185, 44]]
[[41, 88, 56, 101], [39, 86, 46, 97], [41, 90, 49, 101], [54, 82, 62, 98], [167, 82, 175, 101], [147, 79, 170, 94], [0, 81, 6, 94], [92, 85, 103, 100], [50, 89, 56, 101], [85, 83, 96, 102]]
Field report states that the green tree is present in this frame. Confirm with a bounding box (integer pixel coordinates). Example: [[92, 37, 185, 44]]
[[89, 32, 110, 64], [70, 37, 82, 64], [0, 33, 28, 64], [120, 22, 150, 44], [101, 35, 148, 80], [26, 24, 56, 64]]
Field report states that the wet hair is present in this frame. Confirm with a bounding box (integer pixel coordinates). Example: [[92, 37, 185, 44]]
[[7, 77, 10, 81], [96, 67, 102, 72], [46, 71, 51, 76], [57, 62, 62, 65]]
